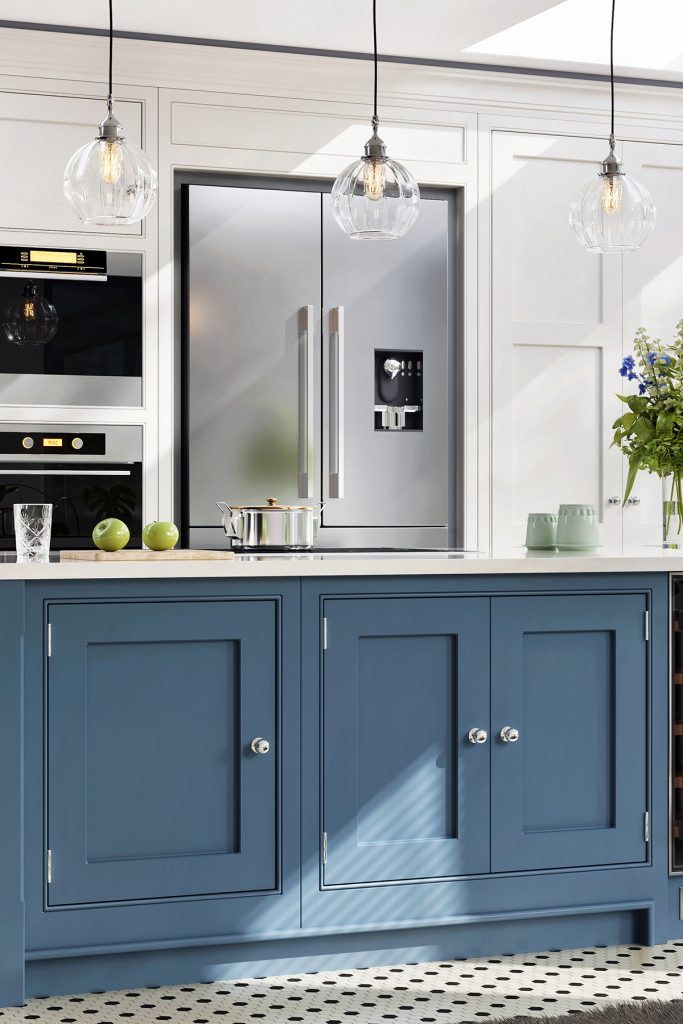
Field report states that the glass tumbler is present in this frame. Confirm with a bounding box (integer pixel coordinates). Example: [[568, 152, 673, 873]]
[[14, 503, 53, 563]]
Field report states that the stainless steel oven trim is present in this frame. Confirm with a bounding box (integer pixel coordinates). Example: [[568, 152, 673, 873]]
[[0, 469, 131, 477], [0, 271, 107, 282], [0, 424, 143, 464]]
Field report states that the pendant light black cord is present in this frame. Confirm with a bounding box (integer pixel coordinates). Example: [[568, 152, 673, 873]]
[[108, 0, 114, 107], [372, 0, 378, 130], [609, 0, 615, 146]]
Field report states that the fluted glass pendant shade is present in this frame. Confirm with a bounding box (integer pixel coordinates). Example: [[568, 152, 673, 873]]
[[570, 149, 655, 253], [331, 118, 419, 240], [63, 0, 157, 226], [3, 282, 58, 345], [331, 0, 419, 240], [570, 0, 654, 253], [64, 103, 158, 226]]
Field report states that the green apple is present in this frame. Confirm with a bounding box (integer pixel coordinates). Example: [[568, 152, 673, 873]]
[[142, 521, 179, 551], [92, 518, 130, 552]]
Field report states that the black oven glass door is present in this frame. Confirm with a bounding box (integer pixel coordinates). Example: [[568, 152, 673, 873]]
[[0, 252, 143, 407], [0, 462, 143, 549]]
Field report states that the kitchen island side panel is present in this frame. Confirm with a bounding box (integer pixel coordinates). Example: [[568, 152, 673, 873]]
[[0, 582, 25, 1008]]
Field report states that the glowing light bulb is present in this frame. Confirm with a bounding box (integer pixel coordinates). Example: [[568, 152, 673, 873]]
[[363, 158, 385, 201], [3, 282, 58, 345], [99, 139, 123, 185], [601, 174, 623, 215]]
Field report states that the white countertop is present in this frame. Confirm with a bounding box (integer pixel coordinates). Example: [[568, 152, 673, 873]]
[[0, 546, 682, 580]]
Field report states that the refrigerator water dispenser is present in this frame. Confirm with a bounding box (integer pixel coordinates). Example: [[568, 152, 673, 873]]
[[374, 349, 423, 430]]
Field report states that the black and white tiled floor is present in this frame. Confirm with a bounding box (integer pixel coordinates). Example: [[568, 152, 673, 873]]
[[3, 943, 683, 1024]]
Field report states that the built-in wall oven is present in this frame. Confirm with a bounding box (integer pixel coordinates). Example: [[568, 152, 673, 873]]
[[0, 247, 143, 407], [0, 424, 143, 550]]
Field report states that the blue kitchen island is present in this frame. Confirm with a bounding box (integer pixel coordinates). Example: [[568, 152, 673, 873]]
[[0, 550, 679, 1006]]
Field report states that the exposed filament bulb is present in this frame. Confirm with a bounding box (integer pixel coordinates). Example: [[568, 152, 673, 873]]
[[22, 299, 36, 321], [601, 174, 623, 215], [99, 140, 123, 185], [364, 157, 385, 201]]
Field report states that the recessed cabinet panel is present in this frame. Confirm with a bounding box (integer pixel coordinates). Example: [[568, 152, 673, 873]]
[[0, 92, 143, 236], [47, 599, 278, 906], [322, 597, 490, 885], [84, 640, 241, 863], [520, 629, 615, 834], [491, 594, 647, 872], [356, 635, 457, 845]]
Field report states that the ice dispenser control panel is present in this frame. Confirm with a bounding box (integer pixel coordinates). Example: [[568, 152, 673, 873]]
[[374, 349, 423, 431]]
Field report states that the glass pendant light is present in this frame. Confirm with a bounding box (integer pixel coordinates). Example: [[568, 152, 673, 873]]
[[569, 0, 654, 253], [63, 0, 158, 226], [331, 0, 419, 240], [3, 282, 58, 345]]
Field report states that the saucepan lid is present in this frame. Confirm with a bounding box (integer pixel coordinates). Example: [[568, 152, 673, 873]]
[[217, 497, 319, 512]]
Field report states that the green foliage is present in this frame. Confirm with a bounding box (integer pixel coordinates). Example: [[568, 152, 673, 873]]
[[613, 320, 683, 533]]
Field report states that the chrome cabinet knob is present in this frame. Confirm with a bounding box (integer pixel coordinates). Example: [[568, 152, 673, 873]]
[[250, 737, 270, 755], [627, 496, 640, 506], [500, 726, 520, 743], [468, 728, 488, 745], [607, 496, 621, 506]]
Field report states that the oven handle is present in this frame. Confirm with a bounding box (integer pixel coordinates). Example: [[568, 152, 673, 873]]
[[0, 469, 131, 477]]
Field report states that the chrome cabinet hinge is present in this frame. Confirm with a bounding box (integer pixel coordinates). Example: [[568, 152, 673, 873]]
[[644, 610, 649, 641], [322, 618, 328, 651], [47, 849, 52, 884], [644, 811, 650, 843], [47, 622, 52, 658], [322, 831, 328, 865]]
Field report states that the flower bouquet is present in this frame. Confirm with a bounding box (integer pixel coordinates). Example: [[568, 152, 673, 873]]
[[613, 321, 683, 546]]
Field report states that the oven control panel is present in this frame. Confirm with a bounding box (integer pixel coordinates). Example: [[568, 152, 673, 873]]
[[0, 432, 105, 455]]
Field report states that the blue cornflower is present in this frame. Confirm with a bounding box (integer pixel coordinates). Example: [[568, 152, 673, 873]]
[[647, 352, 657, 366], [619, 355, 636, 377], [639, 382, 647, 394], [660, 354, 672, 365], [627, 371, 637, 381]]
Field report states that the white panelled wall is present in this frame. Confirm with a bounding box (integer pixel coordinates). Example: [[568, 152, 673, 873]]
[[1, 27, 683, 547]]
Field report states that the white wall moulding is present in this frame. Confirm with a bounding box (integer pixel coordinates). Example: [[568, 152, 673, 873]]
[[170, 102, 467, 168], [0, 90, 143, 235]]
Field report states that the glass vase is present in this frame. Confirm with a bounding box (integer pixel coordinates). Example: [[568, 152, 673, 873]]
[[663, 474, 682, 549]]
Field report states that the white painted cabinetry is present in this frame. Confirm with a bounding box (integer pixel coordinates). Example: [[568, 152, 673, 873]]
[[0, 90, 143, 236], [621, 140, 683, 546], [489, 129, 624, 548]]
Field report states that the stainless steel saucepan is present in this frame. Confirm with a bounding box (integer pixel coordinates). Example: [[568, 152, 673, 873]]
[[217, 497, 324, 550]]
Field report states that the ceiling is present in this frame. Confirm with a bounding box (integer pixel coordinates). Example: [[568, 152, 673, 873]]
[[0, 0, 682, 82]]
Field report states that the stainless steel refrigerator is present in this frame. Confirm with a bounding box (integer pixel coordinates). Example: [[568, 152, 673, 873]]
[[182, 180, 457, 549]]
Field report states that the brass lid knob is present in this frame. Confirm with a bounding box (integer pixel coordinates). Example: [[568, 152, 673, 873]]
[[266, 497, 278, 507]]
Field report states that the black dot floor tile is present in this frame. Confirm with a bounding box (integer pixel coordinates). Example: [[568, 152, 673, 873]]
[[2, 942, 683, 1023]]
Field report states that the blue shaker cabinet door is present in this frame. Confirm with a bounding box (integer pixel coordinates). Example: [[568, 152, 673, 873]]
[[47, 599, 278, 906], [322, 597, 490, 885], [491, 594, 648, 873]]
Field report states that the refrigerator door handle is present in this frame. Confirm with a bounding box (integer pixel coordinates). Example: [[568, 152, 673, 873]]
[[298, 305, 314, 499], [328, 306, 345, 499]]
